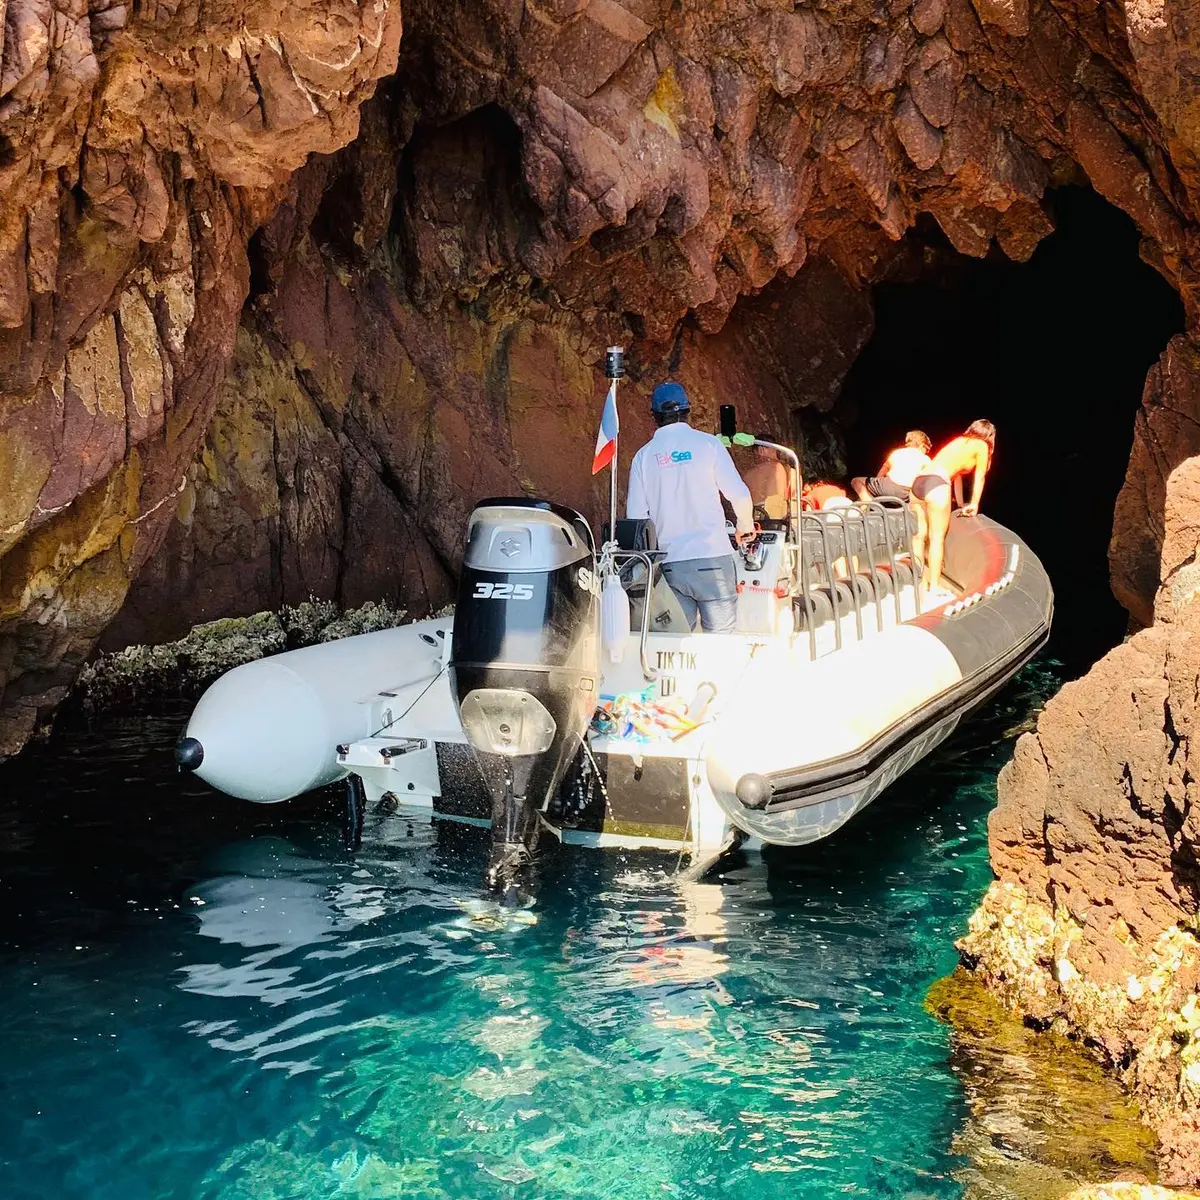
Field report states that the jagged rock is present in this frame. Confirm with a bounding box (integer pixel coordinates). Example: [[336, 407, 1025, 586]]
[[107, 178, 872, 644], [894, 92, 946, 171], [963, 457, 1200, 1187], [1113, 336, 1200, 629], [6, 3, 1200, 1184], [0, 0, 401, 753]]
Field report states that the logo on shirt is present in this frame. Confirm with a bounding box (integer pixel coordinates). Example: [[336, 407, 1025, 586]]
[[654, 450, 693, 466]]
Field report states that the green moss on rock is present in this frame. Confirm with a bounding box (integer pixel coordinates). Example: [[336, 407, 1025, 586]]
[[928, 968, 1159, 1199], [75, 599, 417, 711]]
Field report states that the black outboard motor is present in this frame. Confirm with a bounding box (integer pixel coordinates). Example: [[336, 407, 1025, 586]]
[[450, 499, 601, 897]]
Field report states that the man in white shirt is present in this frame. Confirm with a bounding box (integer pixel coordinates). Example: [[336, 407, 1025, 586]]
[[626, 382, 754, 633]]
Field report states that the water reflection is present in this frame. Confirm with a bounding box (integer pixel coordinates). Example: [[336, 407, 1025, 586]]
[[0, 661, 1145, 1200], [173, 824, 969, 1198]]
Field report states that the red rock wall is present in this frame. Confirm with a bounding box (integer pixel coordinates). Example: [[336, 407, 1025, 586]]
[[0, 0, 401, 752], [107, 99, 876, 644], [961, 454, 1200, 1184], [8, 0, 1200, 749], [1112, 335, 1200, 629]]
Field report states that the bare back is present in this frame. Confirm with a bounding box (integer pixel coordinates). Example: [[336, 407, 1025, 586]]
[[744, 459, 788, 506], [929, 436, 989, 481]]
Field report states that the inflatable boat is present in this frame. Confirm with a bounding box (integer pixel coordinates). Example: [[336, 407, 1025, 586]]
[[176, 442, 1053, 892]]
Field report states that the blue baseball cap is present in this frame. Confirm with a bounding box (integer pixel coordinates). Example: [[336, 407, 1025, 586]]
[[651, 381, 690, 415]]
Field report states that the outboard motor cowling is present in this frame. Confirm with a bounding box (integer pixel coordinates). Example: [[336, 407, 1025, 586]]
[[450, 499, 601, 896]]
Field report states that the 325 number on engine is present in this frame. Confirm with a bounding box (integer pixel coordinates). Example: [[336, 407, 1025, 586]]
[[472, 582, 535, 600]]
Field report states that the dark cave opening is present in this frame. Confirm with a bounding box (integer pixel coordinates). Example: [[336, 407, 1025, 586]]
[[838, 186, 1185, 675]]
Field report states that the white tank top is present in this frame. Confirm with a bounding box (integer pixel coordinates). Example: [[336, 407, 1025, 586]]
[[886, 447, 931, 488]]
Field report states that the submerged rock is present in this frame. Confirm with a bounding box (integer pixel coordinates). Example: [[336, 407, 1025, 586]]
[[960, 877, 1200, 1188], [1062, 1188, 1200, 1200], [928, 969, 1158, 1199]]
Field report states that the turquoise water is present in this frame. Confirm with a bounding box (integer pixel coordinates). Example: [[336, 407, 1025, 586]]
[[0, 667, 1058, 1200]]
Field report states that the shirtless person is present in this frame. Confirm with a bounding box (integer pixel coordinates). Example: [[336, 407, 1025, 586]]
[[802, 480, 853, 577], [909, 420, 995, 597], [852, 430, 932, 502], [801, 480, 851, 510], [743, 436, 792, 522]]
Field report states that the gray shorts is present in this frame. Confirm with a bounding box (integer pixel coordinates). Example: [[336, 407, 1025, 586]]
[[660, 555, 739, 634]]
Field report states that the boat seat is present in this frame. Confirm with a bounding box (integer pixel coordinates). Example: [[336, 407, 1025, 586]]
[[793, 587, 836, 631], [793, 560, 922, 634], [621, 558, 693, 634], [854, 560, 921, 598], [615, 517, 662, 556], [799, 504, 916, 570]]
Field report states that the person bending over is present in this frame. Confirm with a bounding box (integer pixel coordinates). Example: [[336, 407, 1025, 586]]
[[852, 430, 932, 502], [627, 382, 754, 633], [909, 420, 995, 598], [801, 480, 855, 578]]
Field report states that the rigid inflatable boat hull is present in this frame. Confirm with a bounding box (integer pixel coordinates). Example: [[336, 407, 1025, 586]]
[[180, 514, 1052, 856], [704, 515, 1052, 845], [181, 619, 451, 802]]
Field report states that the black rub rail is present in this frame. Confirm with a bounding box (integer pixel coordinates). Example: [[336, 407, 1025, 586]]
[[736, 606, 1051, 813]]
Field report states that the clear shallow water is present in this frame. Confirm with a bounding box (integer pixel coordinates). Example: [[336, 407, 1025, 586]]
[[0, 667, 1063, 1200]]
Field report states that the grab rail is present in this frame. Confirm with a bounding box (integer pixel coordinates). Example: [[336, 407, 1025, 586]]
[[611, 548, 662, 681], [610, 499, 919, 673], [794, 498, 920, 659], [753, 440, 801, 548]]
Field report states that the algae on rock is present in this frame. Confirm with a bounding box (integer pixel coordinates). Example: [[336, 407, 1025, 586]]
[[928, 968, 1158, 1200], [74, 599, 417, 712]]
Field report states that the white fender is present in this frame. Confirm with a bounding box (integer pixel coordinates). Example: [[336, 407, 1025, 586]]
[[601, 572, 631, 663]]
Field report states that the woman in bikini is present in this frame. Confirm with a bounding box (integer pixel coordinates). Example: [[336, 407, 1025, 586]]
[[910, 420, 995, 597]]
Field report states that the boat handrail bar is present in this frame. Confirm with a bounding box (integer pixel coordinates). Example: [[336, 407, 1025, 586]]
[[611, 547, 662, 681], [612, 499, 916, 671], [794, 498, 920, 660]]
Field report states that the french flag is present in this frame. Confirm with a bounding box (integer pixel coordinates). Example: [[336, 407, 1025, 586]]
[[591, 380, 619, 475]]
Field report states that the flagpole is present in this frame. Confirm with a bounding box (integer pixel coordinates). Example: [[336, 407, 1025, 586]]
[[609, 390, 619, 543], [604, 347, 624, 545]]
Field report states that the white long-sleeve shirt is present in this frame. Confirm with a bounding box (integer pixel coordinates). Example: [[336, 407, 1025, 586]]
[[626, 423, 754, 562]]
